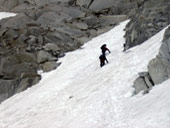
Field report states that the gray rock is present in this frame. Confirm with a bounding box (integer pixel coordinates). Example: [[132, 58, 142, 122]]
[[62, 7, 86, 18], [97, 26, 113, 35], [148, 57, 168, 85], [14, 52, 37, 63], [160, 27, 170, 61], [0, 54, 37, 79], [133, 77, 149, 94], [16, 73, 41, 93], [99, 15, 128, 26], [36, 12, 69, 27], [89, 0, 116, 11], [124, 1, 170, 50], [43, 43, 60, 56], [76, 0, 92, 8], [26, 35, 37, 44], [144, 75, 153, 89], [43, 43, 60, 52], [0, 79, 18, 103], [2, 13, 35, 28], [41, 61, 61, 72], [77, 37, 90, 43], [83, 16, 99, 28], [37, 50, 57, 63], [143, 0, 169, 8], [11, 3, 34, 12], [0, 0, 18, 9], [71, 22, 88, 30]]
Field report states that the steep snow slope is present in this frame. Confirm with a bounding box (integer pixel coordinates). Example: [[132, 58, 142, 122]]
[[0, 20, 170, 128]]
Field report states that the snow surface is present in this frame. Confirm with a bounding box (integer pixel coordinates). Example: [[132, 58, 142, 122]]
[[0, 20, 170, 128], [0, 12, 16, 20]]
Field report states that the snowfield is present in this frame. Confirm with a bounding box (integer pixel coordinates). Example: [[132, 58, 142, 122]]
[[0, 19, 170, 128]]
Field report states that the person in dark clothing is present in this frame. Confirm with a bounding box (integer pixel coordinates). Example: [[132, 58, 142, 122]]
[[101, 44, 111, 56], [99, 44, 111, 67], [99, 54, 108, 67]]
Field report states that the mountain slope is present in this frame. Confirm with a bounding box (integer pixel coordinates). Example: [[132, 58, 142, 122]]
[[0, 21, 170, 128]]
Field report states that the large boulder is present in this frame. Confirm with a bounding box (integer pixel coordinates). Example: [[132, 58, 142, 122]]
[[37, 50, 57, 63], [0, 79, 18, 103], [0, 0, 19, 9], [76, 0, 92, 8], [133, 26, 170, 94], [16, 72, 41, 93], [41, 61, 61, 72], [2, 13, 35, 28], [89, 0, 116, 11], [133, 72, 154, 94], [36, 12, 69, 27], [133, 77, 149, 94]]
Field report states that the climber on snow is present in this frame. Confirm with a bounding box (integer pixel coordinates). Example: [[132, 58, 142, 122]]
[[99, 44, 111, 67]]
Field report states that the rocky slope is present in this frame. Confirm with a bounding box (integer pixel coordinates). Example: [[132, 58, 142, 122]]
[[126, 0, 170, 94], [133, 27, 170, 94], [124, 0, 170, 50]]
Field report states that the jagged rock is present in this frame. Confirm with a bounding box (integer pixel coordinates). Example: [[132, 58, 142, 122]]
[[2, 13, 35, 28], [133, 72, 154, 94], [148, 57, 169, 85], [99, 15, 128, 26], [16, 73, 41, 93], [37, 50, 57, 63], [144, 75, 153, 89], [43, 43, 60, 52], [89, 0, 115, 11], [76, 0, 92, 8], [62, 7, 86, 18], [14, 52, 37, 63], [2, 29, 19, 40], [11, 3, 34, 12], [124, 1, 170, 50], [96, 26, 113, 35], [77, 37, 90, 43], [0, 0, 18, 9], [70, 22, 88, 30], [26, 35, 37, 44], [43, 43, 60, 56], [143, 0, 166, 8], [133, 77, 149, 94], [55, 26, 85, 38], [0, 53, 37, 79], [83, 15, 99, 28], [27, 27, 43, 36], [36, 12, 69, 27], [0, 79, 18, 103], [160, 27, 170, 61], [41, 61, 61, 72]]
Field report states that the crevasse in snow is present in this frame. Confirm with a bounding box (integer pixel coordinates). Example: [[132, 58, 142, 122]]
[[0, 19, 170, 128]]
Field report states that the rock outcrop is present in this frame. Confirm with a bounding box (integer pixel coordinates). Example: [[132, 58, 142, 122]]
[[124, 0, 170, 50], [133, 26, 170, 94]]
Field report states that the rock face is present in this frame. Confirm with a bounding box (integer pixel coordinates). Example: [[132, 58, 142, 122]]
[[124, 0, 170, 50], [133, 27, 170, 94]]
